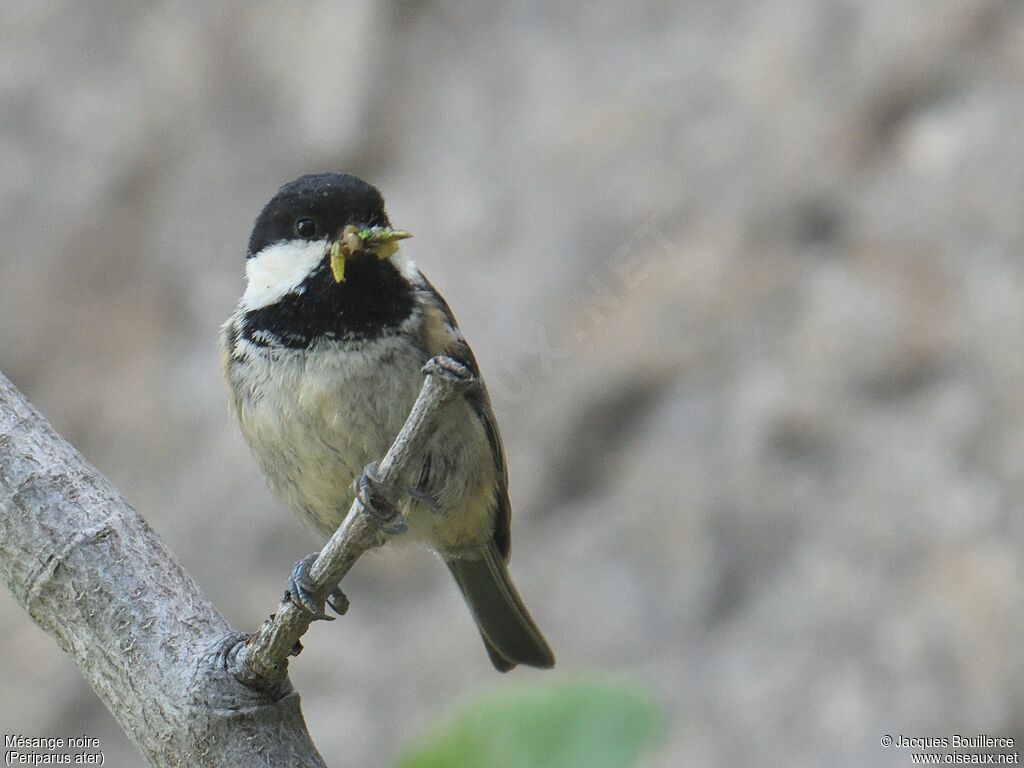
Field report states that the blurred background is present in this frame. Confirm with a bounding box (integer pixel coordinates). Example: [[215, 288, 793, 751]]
[[2, 1, 1024, 765]]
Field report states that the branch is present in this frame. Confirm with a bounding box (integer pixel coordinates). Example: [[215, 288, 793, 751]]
[[0, 371, 325, 765], [0, 356, 469, 765], [233, 356, 473, 688]]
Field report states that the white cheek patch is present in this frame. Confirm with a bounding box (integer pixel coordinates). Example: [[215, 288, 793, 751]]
[[242, 239, 328, 310], [390, 250, 420, 283]]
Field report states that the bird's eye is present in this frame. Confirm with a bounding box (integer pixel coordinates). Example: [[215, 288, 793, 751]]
[[294, 218, 317, 238]]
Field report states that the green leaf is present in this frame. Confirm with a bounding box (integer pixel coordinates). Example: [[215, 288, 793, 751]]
[[396, 679, 666, 768]]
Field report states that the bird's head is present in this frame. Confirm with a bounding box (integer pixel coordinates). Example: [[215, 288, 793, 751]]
[[242, 173, 412, 311]]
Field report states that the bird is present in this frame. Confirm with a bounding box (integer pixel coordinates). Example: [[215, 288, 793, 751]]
[[221, 172, 554, 672]]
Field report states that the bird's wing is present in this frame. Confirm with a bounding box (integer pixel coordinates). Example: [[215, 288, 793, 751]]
[[412, 274, 512, 561]]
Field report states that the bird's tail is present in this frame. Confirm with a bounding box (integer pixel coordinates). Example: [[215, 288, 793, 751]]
[[445, 541, 555, 672]]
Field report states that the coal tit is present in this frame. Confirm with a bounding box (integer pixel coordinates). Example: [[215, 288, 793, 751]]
[[221, 173, 554, 671]]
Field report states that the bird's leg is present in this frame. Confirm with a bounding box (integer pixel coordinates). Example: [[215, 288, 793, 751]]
[[405, 453, 447, 516], [405, 483, 446, 515], [355, 463, 408, 534], [286, 553, 350, 621], [287, 460, 410, 622], [400, 356, 475, 519]]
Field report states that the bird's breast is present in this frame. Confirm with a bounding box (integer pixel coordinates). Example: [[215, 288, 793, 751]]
[[232, 335, 425, 538]]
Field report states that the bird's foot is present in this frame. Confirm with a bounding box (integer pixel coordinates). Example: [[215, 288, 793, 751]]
[[355, 463, 407, 534], [286, 553, 350, 621], [422, 355, 475, 389]]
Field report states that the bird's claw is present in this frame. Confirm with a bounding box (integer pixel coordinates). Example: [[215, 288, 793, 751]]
[[287, 553, 348, 621], [355, 464, 407, 534], [422, 355, 475, 388]]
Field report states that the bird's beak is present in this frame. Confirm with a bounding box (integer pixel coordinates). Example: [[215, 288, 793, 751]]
[[329, 225, 413, 283]]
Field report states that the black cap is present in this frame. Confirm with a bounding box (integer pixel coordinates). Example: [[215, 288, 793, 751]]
[[247, 173, 390, 257]]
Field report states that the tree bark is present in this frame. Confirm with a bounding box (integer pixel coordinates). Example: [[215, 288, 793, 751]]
[[0, 372, 326, 766], [0, 358, 470, 766]]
